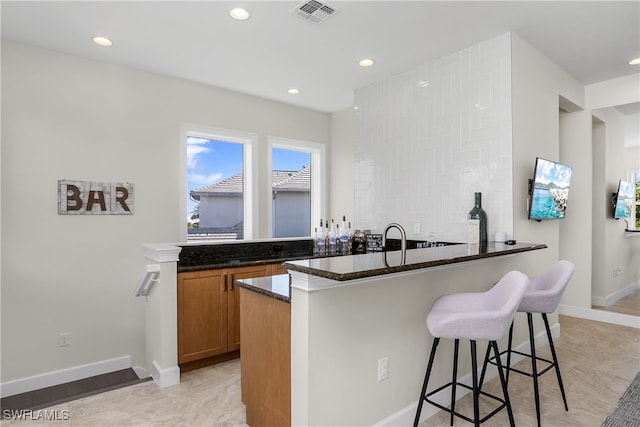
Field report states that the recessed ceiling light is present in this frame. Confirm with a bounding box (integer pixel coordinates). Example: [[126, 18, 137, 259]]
[[629, 58, 640, 65], [418, 80, 430, 88], [229, 8, 250, 20], [358, 59, 375, 67], [91, 36, 112, 47], [287, 88, 300, 95]]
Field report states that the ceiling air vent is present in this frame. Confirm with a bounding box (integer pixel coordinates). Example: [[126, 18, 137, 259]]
[[290, 0, 338, 24]]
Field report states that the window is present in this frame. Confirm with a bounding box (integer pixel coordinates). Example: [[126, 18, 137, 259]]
[[272, 148, 311, 237], [181, 124, 257, 241], [268, 137, 325, 238]]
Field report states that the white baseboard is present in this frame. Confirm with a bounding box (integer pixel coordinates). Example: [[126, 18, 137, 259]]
[[0, 355, 132, 398], [559, 304, 640, 329], [374, 322, 559, 427], [591, 280, 640, 308], [152, 360, 180, 388]]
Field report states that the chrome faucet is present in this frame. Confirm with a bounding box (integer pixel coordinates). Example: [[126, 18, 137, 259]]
[[383, 223, 407, 264]]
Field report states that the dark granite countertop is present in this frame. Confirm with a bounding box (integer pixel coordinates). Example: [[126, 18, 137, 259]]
[[234, 274, 291, 303], [282, 242, 547, 282], [177, 238, 314, 272], [175, 237, 446, 272]]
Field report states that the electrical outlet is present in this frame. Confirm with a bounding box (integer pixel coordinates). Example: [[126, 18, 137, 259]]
[[59, 333, 70, 347], [378, 357, 388, 381], [413, 223, 420, 235]]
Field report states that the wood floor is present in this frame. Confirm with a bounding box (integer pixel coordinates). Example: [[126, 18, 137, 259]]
[[1, 315, 638, 426], [592, 289, 640, 317]]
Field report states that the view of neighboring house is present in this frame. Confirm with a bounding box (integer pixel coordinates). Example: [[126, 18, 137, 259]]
[[189, 166, 311, 239]]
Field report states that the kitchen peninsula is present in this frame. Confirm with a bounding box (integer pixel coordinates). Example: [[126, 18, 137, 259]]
[[236, 242, 546, 426]]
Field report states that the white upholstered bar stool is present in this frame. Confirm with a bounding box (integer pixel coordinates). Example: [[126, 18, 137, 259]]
[[480, 260, 575, 427], [413, 271, 529, 427]]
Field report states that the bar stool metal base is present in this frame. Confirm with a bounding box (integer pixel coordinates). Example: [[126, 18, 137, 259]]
[[479, 313, 568, 427], [414, 338, 515, 427]]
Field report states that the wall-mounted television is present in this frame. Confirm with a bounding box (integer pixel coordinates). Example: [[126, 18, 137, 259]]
[[528, 157, 573, 220], [613, 180, 634, 219]]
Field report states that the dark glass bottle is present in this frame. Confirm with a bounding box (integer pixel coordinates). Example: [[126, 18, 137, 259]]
[[467, 192, 488, 244]]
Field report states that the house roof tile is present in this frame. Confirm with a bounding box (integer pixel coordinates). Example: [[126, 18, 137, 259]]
[[190, 167, 310, 199]]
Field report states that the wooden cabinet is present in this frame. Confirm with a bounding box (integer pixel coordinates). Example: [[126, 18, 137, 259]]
[[271, 262, 289, 276], [177, 264, 277, 368], [178, 268, 228, 364], [227, 265, 273, 351], [240, 287, 291, 427]]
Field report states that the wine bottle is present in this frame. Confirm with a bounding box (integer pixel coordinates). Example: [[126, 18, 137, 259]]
[[324, 219, 330, 251], [329, 219, 337, 254], [316, 221, 325, 255], [467, 192, 488, 245], [339, 215, 349, 254]]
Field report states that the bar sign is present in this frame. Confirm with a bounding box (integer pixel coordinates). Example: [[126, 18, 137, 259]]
[[58, 179, 133, 215]]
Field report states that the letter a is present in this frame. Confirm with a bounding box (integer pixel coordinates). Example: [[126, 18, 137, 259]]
[[87, 190, 107, 211]]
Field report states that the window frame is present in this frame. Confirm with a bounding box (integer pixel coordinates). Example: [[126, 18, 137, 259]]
[[180, 123, 259, 241], [267, 136, 326, 238]]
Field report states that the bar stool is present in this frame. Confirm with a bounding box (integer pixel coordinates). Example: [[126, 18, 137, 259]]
[[413, 270, 529, 427], [480, 260, 575, 427]]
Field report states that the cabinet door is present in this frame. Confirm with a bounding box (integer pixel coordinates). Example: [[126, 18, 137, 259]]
[[177, 269, 228, 364], [228, 265, 271, 351]]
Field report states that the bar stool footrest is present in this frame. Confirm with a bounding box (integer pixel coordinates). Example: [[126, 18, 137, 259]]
[[487, 349, 556, 378], [424, 381, 507, 424]]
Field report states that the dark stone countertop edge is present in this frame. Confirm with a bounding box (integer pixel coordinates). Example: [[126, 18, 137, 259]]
[[234, 275, 291, 303], [282, 244, 548, 282], [178, 257, 295, 273], [177, 252, 355, 272]]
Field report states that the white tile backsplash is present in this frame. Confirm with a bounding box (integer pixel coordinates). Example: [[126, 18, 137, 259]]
[[354, 33, 513, 243]]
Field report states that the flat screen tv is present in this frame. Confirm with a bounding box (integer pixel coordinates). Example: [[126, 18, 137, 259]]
[[528, 157, 573, 220], [613, 180, 634, 219]]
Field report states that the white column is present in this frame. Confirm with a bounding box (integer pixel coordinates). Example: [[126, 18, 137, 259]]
[[142, 243, 182, 388]]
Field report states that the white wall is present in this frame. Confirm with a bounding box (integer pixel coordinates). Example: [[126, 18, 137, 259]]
[[510, 33, 591, 309], [586, 75, 640, 111], [624, 112, 640, 149], [328, 107, 355, 223], [586, 75, 640, 308], [590, 107, 640, 304], [592, 117, 608, 300], [511, 40, 640, 312], [0, 40, 330, 385], [198, 195, 243, 229], [350, 30, 591, 308], [273, 191, 311, 237], [354, 33, 513, 243]]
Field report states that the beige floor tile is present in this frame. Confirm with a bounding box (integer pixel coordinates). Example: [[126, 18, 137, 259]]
[[420, 315, 640, 427], [2, 316, 637, 427]]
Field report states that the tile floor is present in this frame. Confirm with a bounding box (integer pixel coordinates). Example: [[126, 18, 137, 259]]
[[423, 315, 640, 426], [1, 361, 245, 427], [1, 315, 638, 426]]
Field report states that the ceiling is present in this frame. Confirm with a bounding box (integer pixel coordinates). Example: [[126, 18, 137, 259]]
[[1, 1, 639, 113]]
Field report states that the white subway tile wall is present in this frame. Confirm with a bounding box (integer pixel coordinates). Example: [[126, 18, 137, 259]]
[[354, 33, 513, 243]]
